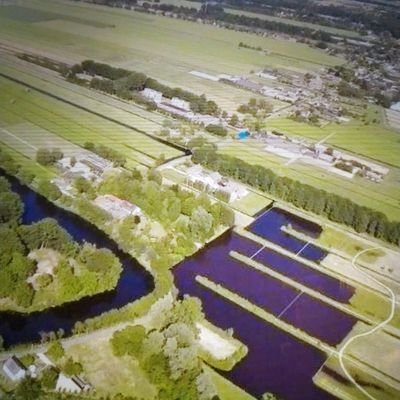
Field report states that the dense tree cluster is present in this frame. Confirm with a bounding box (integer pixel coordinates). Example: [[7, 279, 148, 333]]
[[237, 97, 273, 116], [0, 148, 37, 184], [205, 124, 228, 137], [98, 169, 234, 269], [69, 60, 220, 116], [110, 297, 218, 400], [192, 147, 400, 245], [84, 141, 126, 167], [0, 178, 122, 311], [36, 148, 64, 166]]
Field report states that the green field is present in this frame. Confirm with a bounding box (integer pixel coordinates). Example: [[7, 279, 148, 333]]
[[219, 140, 400, 220], [160, 0, 362, 39], [0, 55, 168, 136], [314, 353, 399, 400], [0, 0, 344, 114], [230, 190, 273, 216], [267, 113, 400, 168], [0, 76, 180, 168]]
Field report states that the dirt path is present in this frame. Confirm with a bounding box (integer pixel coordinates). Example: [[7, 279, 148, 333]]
[[338, 246, 396, 400]]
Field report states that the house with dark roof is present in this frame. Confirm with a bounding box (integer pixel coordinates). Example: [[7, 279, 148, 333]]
[[2, 356, 26, 382]]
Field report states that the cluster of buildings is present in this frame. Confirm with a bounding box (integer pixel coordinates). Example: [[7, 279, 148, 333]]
[[186, 165, 248, 203], [256, 131, 388, 182], [141, 88, 221, 127], [1, 354, 90, 394], [94, 194, 142, 220], [190, 68, 345, 123], [53, 152, 112, 195]]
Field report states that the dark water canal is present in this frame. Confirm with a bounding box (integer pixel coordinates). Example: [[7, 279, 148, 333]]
[[0, 172, 153, 347]]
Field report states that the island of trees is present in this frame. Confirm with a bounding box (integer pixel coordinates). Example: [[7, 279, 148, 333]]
[[0, 176, 122, 312]]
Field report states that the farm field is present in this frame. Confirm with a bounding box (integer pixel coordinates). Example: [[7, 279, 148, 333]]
[[0, 55, 167, 136], [219, 140, 400, 220], [0, 76, 181, 168], [160, 0, 362, 38], [266, 114, 400, 168], [0, 0, 344, 113]]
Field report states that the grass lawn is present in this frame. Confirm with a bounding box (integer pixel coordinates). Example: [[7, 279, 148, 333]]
[[0, 0, 344, 112], [350, 287, 400, 328], [219, 140, 400, 220], [339, 321, 400, 382], [314, 352, 400, 400], [318, 227, 385, 263], [67, 337, 157, 399], [205, 365, 256, 400], [231, 190, 273, 216]]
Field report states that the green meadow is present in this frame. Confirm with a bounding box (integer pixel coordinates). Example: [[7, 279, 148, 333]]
[[267, 112, 400, 168], [0, 0, 344, 114], [0, 76, 180, 168], [219, 140, 400, 220]]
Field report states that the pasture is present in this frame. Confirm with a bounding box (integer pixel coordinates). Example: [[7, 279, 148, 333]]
[[267, 114, 400, 168], [219, 140, 400, 220], [0, 55, 167, 135], [0, 0, 344, 114], [0, 76, 180, 168]]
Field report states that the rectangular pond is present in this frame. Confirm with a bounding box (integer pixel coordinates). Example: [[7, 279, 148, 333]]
[[249, 207, 327, 262], [174, 230, 357, 398]]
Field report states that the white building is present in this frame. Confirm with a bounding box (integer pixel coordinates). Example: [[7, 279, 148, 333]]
[[187, 165, 248, 202], [56, 373, 89, 393], [2, 356, 26, 382], [171, 97, 191, 111], [94, 194, 142, 219], [141, 88, 163, 104]]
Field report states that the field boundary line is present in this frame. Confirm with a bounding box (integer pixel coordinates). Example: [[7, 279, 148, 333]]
[[0, 126, 37, 151], [338, 246, 396, 400]]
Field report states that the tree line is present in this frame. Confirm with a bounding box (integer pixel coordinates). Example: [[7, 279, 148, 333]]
[[204, 0, 400, 38], [67, 60, 220, 116], [192, 146, 400, 246]]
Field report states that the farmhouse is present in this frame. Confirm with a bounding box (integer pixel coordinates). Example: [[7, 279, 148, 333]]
[[171, 97, 191, 111], [186, 165, 248, 202], [94, 194, 142, 219], [56, 373, 90, 393], [57, 153, 112, 181], [141, 88, 163, 104], [2, 356, 26, 382]]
